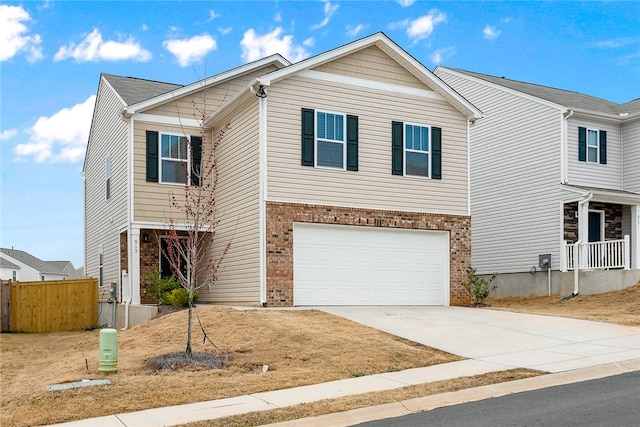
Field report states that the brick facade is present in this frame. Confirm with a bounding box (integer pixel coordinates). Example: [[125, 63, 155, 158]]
[[563, 202, 623, 243], [265, 201, 472, 307]]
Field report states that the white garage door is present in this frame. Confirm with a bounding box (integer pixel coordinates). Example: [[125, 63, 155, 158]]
[[293, 223, 449, 306]]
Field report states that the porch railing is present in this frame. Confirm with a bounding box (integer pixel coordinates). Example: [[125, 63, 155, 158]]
[[562, 235, 630, 271]]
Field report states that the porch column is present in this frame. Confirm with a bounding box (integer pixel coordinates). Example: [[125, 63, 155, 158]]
[[129, 227, 141, 304], [632, 205, 640, 269], [577, 199, 590, 269]]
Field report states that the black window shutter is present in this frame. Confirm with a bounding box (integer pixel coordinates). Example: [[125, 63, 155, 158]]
[[191, 136, 202, 186], [431, 127, 442, 180], [578, 127, 586, 162], [346, 115, 359, 171], [392, 121, 403, 175], [146, 130, 159, 182], [599, 130, 607, 165], [301, 108, 314, 166]]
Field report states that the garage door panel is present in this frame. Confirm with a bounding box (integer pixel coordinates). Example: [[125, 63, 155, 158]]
[[293, 223, 449, 306]]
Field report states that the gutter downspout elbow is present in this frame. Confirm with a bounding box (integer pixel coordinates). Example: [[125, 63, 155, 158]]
[[572, 191, 593, 297]]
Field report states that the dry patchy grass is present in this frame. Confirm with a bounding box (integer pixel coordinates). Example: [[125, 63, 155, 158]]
[[183, 369, 540, 427], [1, 307, 458, 427], [487, 283, 640, 326]]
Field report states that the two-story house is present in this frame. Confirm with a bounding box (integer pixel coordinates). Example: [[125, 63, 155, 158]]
[[84, 33, 481, 320], [435, 67, 640, 296]]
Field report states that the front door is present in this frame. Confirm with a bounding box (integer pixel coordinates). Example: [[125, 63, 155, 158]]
[[588, 211, 603, 242]]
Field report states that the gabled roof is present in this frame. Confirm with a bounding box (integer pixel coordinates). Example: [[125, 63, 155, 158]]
[[0, 248, 67, 275], [439, 68, 640, 119], [255, 32, 482, 121], [122, 55, 290, 115], [102, 74, 182, 106], [0, 257, 20, 269]]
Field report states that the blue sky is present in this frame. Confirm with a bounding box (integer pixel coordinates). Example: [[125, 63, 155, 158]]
[[1, 0, 639, 268]]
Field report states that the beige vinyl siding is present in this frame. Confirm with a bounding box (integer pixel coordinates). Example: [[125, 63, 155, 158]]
[[266, 75, 469, 215], [436, 69, 564, 274], [567, 117, 623, 189], [201, 97, 261, 303], [144, 65, 279, 118], [84, 79, 129, 288], [311, 46, 427, 90], [132, 121, 207, 223], [622, 119, 640, 193]]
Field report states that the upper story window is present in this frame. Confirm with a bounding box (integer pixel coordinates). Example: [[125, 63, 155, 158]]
[[301, 108, 358, 171], [392, 121, 442, 179], [145, 131, 202, 186], [105, 155, 112, 199], [12, 271, 16, 282], [578, 126, 607, 165], [161, 134, 189, 184]]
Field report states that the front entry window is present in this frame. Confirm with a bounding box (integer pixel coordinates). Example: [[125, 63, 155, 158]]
[[588, 211, 603, 242]]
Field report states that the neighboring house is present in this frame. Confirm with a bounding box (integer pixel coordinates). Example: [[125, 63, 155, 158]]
[[84, 33, 481, 309], [434, 67, 640, 294], [49, 261, 83, 279], [0, 248, 70, 281]]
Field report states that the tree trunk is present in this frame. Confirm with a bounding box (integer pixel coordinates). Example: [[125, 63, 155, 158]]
[[186, 298, 193, 358]]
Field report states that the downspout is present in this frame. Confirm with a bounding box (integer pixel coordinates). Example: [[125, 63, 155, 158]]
[[566, 191, 593, 300], [253, 81, 269, 306], [121, 111, 135, 329]]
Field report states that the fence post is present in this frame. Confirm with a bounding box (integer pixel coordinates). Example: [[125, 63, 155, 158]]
[[1, 280, 11, 332]]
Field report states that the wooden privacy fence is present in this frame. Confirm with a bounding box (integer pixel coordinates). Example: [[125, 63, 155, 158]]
[[1, 278, 98, 333]]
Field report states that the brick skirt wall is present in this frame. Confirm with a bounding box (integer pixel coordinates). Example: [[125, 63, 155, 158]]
[[265, 201, 471, 307]]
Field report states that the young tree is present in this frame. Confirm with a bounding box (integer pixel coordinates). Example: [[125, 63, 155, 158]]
[[162, 121, 232, 358]]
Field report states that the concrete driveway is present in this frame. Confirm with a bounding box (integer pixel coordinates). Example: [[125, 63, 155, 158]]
[[318, 306, 640, 373]]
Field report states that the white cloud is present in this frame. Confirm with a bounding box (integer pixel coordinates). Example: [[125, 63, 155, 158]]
[[141, 23, 149, 31], [0, 129, 19, 141], [346, 24, 367, 37], [241, 28, 310, 63], [207, 10, 221, 22], [396, 0, 416, 6], [483, 25, 501, 40], [405, 10, 447, 43], [312, 0, 339, 30], [163, 33, 217, 67], [54, 28, 151, 62], [303, 37, 315, 48], [275, 11, 282, 22], [219, 27, 233, 36], [14, 96, 96, 163], [429, 46, 456, 64], [0, 4, 43, 63]]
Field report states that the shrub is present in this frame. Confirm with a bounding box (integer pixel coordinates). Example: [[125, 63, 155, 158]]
[[461, 267, 497, 307], [163, 288, 198, 308], [147, 271, 181, 304]]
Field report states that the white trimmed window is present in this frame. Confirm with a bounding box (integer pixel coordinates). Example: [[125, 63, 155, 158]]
[[586, 129, 599, 163], [404, 123, 431, 177], [105, 155, 112, 199], [315, 111, 346, 169], [160, 134, 190, 184]]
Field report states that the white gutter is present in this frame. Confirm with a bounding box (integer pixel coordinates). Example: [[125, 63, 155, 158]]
[[572, 190, 593, 296], [121, 113, 135, 330], [255, 83, 268, 306]]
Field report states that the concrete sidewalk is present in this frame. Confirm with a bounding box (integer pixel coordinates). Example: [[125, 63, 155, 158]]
[[48, 308, 640, 427]]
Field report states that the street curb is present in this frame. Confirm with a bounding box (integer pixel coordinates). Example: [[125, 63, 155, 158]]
[[268, 359, 640, 427]]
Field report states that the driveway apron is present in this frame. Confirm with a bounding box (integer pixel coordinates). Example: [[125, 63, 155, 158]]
[[317, 306, 640, 373]]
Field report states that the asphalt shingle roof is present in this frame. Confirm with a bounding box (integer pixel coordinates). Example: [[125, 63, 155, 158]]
[[0, 248, 66, 275], [102, 74, 182, 106], [450, 69, 640, 116]]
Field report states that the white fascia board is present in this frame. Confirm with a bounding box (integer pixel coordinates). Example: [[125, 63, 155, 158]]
[[258, 32, 482, 120], [436, 67, 567, 113], [124, 55, 290, 115], [570, 109, 625, 123], [296, 70, 446, 101], [562, 184, 640, 205], [132, 113, 202, 129], [204, 83, 255, 128]]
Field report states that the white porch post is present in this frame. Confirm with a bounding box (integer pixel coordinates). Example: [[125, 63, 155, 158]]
[[578, 200, 590, 269], [130, 227, 141, 304], [632, 205, 640, 269]]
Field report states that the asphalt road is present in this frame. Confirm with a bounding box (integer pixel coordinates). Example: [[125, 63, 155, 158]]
[[354, 371, 640, 427]]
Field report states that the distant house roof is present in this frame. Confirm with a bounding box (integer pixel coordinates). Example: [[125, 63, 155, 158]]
[[0, 257, 20, 269], [0, 248, 67, 276], [445, 68, 640, 117], [102, 74, 183, 106]]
